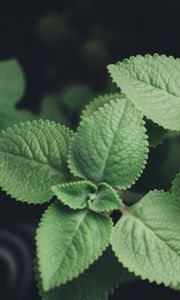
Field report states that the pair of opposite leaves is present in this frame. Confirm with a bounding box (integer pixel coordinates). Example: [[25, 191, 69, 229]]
[[0, 54, 180, 297], [0, 93, 148, 297]]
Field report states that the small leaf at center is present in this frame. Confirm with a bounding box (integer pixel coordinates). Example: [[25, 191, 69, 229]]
[[88, 183, 124, 212], [51, 181, 97, 209]]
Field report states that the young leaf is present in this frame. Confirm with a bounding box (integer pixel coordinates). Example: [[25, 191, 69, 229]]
[[51, 181, 97, 209], [0, 120, 73, 204], [41, 248, 134, 300], [111, 190, 180, 287], [36, 202, 112, 291], [108, 54, 180, 130], [88, 183, 124, 213], [81, 93, 125, 119], [0, 59, 25, 106], [69, 98, 148, 189]]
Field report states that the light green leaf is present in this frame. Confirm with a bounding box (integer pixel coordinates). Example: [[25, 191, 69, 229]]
[[82, 94, 165, 149], [0, 59, 25, 106], [111, 190, 180, 287], [41, 248, 134, 300], [81, 93, 125, 119], [0, 120, 73, 204], [171, 172, 180, 200], [51, 181, 97, 209], [36, 202, 112, 291], [88, 183, 124, 213], [108, 54, 180, 130], [69, 98, 148, 189]]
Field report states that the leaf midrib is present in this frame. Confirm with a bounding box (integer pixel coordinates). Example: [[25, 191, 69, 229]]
[[97, 101, 127, 182], [0, 149, 62, 175], [50, 210, 88, 287], [127, 211, 180, 259], [119, 63, 180, 101]]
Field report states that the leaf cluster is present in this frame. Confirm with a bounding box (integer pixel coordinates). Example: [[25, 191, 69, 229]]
[[0, 54, 180, 299]]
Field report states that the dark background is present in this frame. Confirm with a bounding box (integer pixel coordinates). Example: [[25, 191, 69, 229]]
[[0, 0, 180, 299]]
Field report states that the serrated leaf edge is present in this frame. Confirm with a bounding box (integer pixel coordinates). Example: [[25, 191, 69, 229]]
[[68, 98, 149, 189], [107, 54, 180, 131], [35, 202, 113, 291], [51, 180, 97, 210], [0, 119, 73, 204], [111, 189, 180, 288], [80, 92, 126, 120], [88, 183, 124, 213]]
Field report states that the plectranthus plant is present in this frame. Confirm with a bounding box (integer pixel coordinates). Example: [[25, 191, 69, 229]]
[[0, 54, 180, 299]]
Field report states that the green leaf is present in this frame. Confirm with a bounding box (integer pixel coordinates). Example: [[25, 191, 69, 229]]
[[111, 190, 180, 287], [69, 98, 148, 189], [108, 54, 180, 130], [81, 93, 125, 119], [51, 181, 97, 209], [36, 202, 112, 291], [0, 120, 73, 204], [88, 183, 124, 213], [0, 59, 25, 106], [171, 172, 180, 200], [41, 248, 134, 300]]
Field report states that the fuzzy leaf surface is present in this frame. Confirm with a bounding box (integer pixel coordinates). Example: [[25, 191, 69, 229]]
[[69, 98, 148, 189], [0, 120, 72, 203], [108, 54, 180, 130], [83, 94, 166, 148], [51, 181, 97, 209], [36, 202, 112, 291], [82, 93, 125, 119], [88, 183, 124, 213], [41, 248, 133, 300], [111, 190, 180, 287]]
